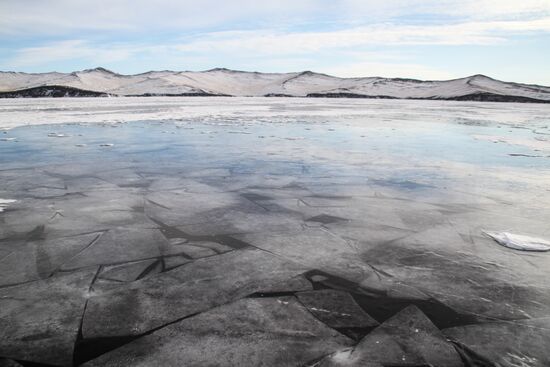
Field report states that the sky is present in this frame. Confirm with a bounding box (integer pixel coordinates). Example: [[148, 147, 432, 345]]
[[1, 0, 550, 84]]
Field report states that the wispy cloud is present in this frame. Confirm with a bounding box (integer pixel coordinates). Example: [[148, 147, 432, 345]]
[[5, 40, 141, 67], [1, 0, 549, 36], [5, 16, 550, 67], [174, 17, 550, 56]]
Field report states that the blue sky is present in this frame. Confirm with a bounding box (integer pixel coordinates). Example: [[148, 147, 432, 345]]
[[1, 0, 550, 84]]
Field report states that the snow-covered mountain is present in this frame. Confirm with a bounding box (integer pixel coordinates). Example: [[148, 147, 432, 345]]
[[1, 67, 549, 103]]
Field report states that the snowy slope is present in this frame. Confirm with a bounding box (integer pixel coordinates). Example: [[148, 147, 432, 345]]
[[1, 67, 549, 102]]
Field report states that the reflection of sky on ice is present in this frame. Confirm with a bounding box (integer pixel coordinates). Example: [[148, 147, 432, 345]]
[[2, 102, 548, 197]]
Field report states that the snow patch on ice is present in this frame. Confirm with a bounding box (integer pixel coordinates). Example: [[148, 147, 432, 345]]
[[0, 198, 16, 212], [484, 231, 550, 252], [329, 349, 354, 364], [2, 97, 550, 131]]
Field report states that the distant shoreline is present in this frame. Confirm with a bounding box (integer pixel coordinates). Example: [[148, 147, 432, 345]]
[[1, 85, 549, 104]]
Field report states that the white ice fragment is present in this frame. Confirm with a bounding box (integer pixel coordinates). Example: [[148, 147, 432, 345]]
[[48, 133, 68, 138], [0, 198, 16, 212], [309, 275, 329, 282], [0, 137, 16, 141], [99, 143, 114, 147], [330, 349, 353, 363], [505, 352, 538, 367], [168, 238, 188, 246], [484, 231, 550, 252]]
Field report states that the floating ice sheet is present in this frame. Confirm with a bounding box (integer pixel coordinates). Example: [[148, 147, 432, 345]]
[[484, 231, 550, 252]]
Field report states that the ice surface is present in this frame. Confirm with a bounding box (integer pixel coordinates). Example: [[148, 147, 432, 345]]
[[1, 98, 550, 366], [82, 249, 307, 338], [99, 259, 159, 282], [0, 232, 101, 286], [296, 289, 379, 329], [0, 97, 549, 132], [83, 297, 353, 367], [316, 305, 463, 366], [61, 228, 167, 270], [0, 359, 23, 367], [445, 318, 550, 367], [0, 269, 96, 366]]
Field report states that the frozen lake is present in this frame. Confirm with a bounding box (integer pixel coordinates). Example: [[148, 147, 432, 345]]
[[1, 97, 550, 366]]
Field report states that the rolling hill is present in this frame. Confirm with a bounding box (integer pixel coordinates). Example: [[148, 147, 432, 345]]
[[1, 67, 549, 103]]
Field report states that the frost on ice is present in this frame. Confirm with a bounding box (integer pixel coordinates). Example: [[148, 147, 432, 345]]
[[484, 231, 550, 252]]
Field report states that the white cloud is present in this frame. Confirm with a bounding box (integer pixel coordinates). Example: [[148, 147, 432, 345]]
[[435, 0, 550, 19], [0, 0, 319, 35], [1, 0, 549, 36]]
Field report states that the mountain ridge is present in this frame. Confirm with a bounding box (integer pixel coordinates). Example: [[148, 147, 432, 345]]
[[1, 68, 549, 103]]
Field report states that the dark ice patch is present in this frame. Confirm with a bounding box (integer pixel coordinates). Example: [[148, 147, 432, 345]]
[[306, 214, 348, 224]]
